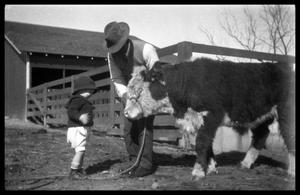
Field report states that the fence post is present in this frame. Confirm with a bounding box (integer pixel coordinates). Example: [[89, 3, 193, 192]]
[[63, 68, 66, 89], [25, 53, 31, 122], [177, 41, 193, 63], [109, 81, 115, 130], [43, 84, 48, 127], [71, 75, 75, 94]]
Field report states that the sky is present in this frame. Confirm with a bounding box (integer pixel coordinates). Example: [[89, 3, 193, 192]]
[[5, 5, 295, 57]]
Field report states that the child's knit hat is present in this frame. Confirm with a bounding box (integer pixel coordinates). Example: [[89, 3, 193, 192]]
[[72, 76, 96, 95]]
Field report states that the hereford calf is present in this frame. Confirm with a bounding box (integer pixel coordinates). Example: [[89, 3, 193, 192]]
[[124, 58, 295, 180]]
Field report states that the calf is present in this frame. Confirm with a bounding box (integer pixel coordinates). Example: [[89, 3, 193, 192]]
[[124, 58, 295, 180]]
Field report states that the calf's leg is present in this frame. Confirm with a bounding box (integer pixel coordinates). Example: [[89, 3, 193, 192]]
[[241, 118, 273, 169], [206, 145, 218, 175], [193, 111, 223, 180], [277, 101, 295, 177]]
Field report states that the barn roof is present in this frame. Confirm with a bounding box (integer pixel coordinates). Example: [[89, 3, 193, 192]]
[[4, 21, 145, 58]]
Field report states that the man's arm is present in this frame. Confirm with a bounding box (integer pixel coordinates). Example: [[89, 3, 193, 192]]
[[107, 54, 128, 98], [143, 43, 160, 70]]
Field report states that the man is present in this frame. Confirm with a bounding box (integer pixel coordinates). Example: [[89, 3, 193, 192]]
[[103, 21, 159, 177]]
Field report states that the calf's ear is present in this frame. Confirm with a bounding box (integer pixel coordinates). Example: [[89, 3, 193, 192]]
[[140, 69, 160, 82], [150, 67, 164, 83], [140, 70, 151, 81], [140, 61, 167, 82]]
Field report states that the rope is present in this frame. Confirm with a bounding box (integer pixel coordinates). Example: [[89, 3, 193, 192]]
[[118, 126, 147, 175]]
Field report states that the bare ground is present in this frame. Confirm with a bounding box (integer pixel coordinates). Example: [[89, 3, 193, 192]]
[[4, 119, 295, 190]]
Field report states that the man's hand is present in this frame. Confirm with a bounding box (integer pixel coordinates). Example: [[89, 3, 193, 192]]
[[79, 113, 90, 125]]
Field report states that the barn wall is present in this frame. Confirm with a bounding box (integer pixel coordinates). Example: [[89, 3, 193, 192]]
[[5, 41, 27, 120], [30, 54, 106, 69]]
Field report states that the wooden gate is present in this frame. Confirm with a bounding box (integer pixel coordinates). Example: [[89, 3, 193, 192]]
[[27, 65, 112, 130]]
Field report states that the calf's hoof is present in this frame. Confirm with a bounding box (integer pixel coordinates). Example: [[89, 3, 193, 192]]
[[191, 162, 206, 181], [240, 147, 259, 169], [207, 167, 218, 175], [287, 153, 295, 177], [191, 175, 205, 181], [288, 170, 295, 178], [240, 160, 253, 169], [207, 159, 218, 175]]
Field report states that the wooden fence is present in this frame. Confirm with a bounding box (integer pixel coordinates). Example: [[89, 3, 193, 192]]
[[27, 65, 112, 129], [26, 41, 295, 142]]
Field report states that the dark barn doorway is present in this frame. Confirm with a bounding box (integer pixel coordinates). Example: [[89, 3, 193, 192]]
[[31, 67, 86, 87]]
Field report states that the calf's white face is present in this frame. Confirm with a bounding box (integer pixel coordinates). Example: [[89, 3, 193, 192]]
[[124, 67, 174, 119], [124, 97, 143, 119]]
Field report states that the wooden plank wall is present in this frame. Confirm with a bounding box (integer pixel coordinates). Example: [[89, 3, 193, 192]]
[[5, 41, 27, 120]]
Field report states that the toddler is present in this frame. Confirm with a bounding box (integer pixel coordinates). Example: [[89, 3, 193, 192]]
[[65, 76, 96, 180]]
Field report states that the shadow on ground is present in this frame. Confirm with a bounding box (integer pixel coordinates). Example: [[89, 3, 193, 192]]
[[84, 150, 286, 176], [85, 159, 122, 175], [153, 151, 286, 169], [215, 151, 286, 169]]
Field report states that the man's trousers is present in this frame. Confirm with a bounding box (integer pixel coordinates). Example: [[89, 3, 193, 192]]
[[123, 115, 155, 169]]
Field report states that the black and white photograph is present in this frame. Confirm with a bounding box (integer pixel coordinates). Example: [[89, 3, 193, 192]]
[[4, 4, 295, 190]]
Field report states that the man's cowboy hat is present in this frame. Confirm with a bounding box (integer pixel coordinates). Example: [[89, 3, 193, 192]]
[[103, 21, 130, 53]]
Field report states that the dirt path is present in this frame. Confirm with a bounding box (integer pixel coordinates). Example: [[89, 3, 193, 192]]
[[5, 120, 295, 190]]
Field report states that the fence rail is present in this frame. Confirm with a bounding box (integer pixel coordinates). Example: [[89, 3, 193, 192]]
[[158, 41, 295, 63], [26, 41, 295, 142]]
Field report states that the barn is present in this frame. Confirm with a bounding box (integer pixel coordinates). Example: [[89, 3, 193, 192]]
[[5, 21, 178, 140], [4, 21, 151, 121]]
